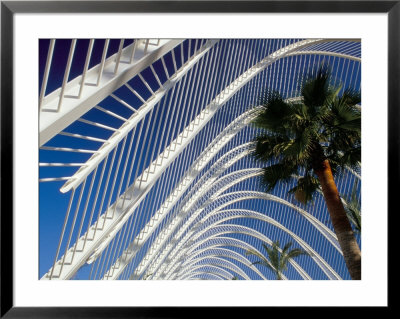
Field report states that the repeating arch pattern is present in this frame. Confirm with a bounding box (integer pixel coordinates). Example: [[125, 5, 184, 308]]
[[39, 38, 361, 280]]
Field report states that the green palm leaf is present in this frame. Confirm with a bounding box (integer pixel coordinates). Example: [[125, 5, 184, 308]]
[[261, 163, 299, 191], [251, 64, 360, 204], [249, 63, 362, 279], [246, 240, 309, 280]]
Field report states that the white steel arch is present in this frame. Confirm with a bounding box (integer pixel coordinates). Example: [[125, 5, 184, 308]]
[[102, 141, 254, 280], [131, 169, 342, 281], [175, 257, 251, 280], [39, 38, 361, 280], [40, 40, 188, 146], [176, 247, 267, 280], [176, 265, 235, 281], [159, 235, 302, 281], [159, 209, 339, 280], [161, 225, 307, 281], [185, 272, 226, 280]]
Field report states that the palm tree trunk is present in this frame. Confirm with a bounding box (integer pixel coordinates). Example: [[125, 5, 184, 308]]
[[314, 159, 361, 280]]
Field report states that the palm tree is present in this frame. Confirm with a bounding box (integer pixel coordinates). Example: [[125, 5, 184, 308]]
[[251, 65, 361, 279], [246, 240, 309, 280], [342, 180, 361, 234]]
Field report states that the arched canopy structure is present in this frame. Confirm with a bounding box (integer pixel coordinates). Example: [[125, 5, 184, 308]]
[[39, 38, 361, 280]]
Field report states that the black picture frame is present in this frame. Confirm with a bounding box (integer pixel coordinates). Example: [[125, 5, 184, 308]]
[[1, 1, 395, 317]]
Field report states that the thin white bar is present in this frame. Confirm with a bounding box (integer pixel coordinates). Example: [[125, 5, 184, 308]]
[[77, 118, 118, 132], [78, 39, 95, 98], [39, 177, 71, 182], [39, 39, 55, 109], [129, 40, 138, 63], [71, 170, 97, 261], [125, 83, 147, 105], [138, 73, 155, 96], [84, 157, 108, 243], [149, 64, 163, 88], [107, 136, 129, 219], [171, 48, 178, 73], [144, 39, 149, 54], [40, 146, 97, 153], [48, 189, 75, 279], [95, 105, 128, 121], [110, 93, 139, 113], [97, 39, 110, 86], [39, 163, 83, 167], [57, 39, 77, 112], [59, 131, 107, 143], [114, 39, 125, 74]]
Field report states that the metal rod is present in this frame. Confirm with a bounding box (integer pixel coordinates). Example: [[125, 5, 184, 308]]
[[39, 39, 55, 109], [57, 39, 77, 112], [78, 39, 95, 98], [97, 39, 110, 86]]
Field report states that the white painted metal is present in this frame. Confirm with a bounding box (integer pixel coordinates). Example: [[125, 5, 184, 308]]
[[41, 40, 219, 279], [174, 256, 251, 280], [138, 157, 354, 280], [163, 235, 283, 280], [59, 40, 218, 193], [163, 209, 338, 280], [102, 111, 257, 280], [40, 39, 182, 146], [40, 38, 361, 280], [161, 225, 302, 281], [286, 51, 361, 62], [93, 38, 341, 281], [134, 181, 340, 280], [174, 247, 267, 280]]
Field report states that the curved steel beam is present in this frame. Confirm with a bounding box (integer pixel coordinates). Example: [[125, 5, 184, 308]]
[[177, 265, 234, 281], [60, 39, 218, 193], [175, 257, 251, 280], [164, 209, 339, 280], [167, 236, 272, 276], [163, 226, 304, 281], [185, 272, 226, 280], [286, 50, 361, 62], [135, 172, 340, 279], [44, 38, 357, 280], [132, 169, 262, 277], [40, 40, 186, 146], [156, 236, 267, 279], [176, 247, 267, 280], [173, 248, 266, 280], [101, 118, 257, 280]]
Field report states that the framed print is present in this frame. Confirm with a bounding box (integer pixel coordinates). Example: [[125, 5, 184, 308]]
[[1, 0, 396, 317]]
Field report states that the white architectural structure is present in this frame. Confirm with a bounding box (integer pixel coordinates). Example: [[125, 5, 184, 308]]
[[39, 38, 361, 280]]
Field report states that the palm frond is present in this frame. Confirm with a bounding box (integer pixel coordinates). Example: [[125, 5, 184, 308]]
[[250, 241, 310, 280], [301, 65, 331, 110], [252, 91, 294, 134], [245, 248, 267, 262], [281, 242, 293, 256], [329, 96, 361, 133], [288, 175, 320, 204], [340, 88, 361, 106], [260, 162, 299, 191], [339, 146, 361, 169], [286, 248, 309, 258], [251, 134, 289, 162]]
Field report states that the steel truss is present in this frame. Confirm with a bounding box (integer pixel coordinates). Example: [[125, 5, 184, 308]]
[[39, 38, 361, 280]]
